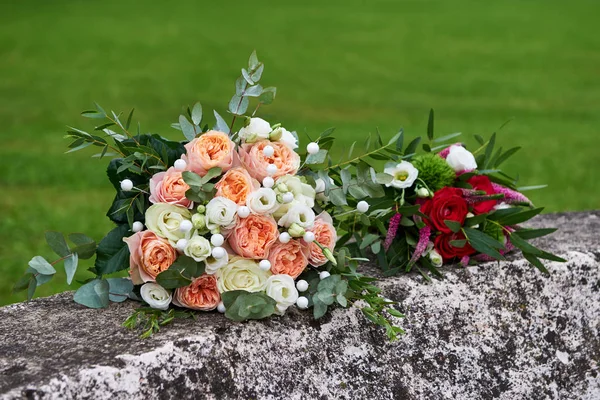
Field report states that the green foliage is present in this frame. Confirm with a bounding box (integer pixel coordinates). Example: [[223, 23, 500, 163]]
[[411, 153, 455, 192], [155, 256, 205, 289], [123, 307, 196, 339], [73, 278, 109, 308], [221, 290, 277, 321], [94, 224, 130, 275]]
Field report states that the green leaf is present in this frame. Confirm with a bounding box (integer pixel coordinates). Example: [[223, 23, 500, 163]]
[[95, 224, 130, 275], [243, 84, 263, 97], [510, 233, 566, 262], [375, 173, 393, 185], [474, 134, 485, 145], [463, 227, 505, 260], [395, 128, 404, 151], [449, 239, 467, 248], [213, 110, 230, 134], [107, 278, 134, 303], [494, 147, 521, 168], [248, 50, 259, 69], [522, 252, 549, 274], [328, 187, 348, 206], [201, 167, 223, 183], [340, 168, 351, 193], [13, 273, 34, 293], [513, 228, 557, 240], [259, 87, 276, 105], [45, 231, 70, 257], [312, 296, 328, 319], [427, 108, 434, 141], [484, 132, 496, 168], [179, 115, 196, 141], [464, 213, 487, 227], [64, 253, 78, 285], [444, 220, 462, 233], [222, 290, 277, 321], [228, 94, 249, 115], [517, 185, 548, 192], [359, 233, 380, 250], [27, 276, 37, 301], [493, 207, 544, 226], [306, 149, 328, 164], [73, 279, 110, 308], [28, 256, 56, 275], [191, 103, 203, 125], [433, 132, 462, 143], [81, 110, 105, 119], [125, 108, 134, 130], [182, 171, 203, 187], [403, 137, 421, 158], [250, 64, 264, 82], [156, 256, 204, 289], [68, 233, 96, 259]]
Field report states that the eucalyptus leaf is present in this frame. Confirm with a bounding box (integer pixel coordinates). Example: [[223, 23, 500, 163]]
[[28, 256, 56, 275], [213, 111, 230, 134], [107, 277, 134, 303], [64, 253, 78, 285], [73, 278, 110, 308], [45, 231, 70, 257], [191, 102, 203, 125], [179, 115, 196, 141]]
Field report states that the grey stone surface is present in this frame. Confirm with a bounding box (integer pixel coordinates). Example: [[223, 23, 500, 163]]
[[0, 211, 599, 400]]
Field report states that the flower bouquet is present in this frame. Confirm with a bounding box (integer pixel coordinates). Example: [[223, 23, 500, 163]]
[[324, 110, 565, 278], [13, 52, 404, 340]]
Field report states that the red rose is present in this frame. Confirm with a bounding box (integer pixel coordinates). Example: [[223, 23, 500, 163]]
[[467, 175, 497, 214], [420, 187, 468, 233], [434, 232, 476, 261]]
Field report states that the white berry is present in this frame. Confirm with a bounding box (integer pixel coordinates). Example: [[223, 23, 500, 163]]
[[282, 192, 294, 204], [266, 163, 278, 176], [296, 296, 309, 309], [303, 231, 315, 243], [132, 221, 144, 233], [262, 177, 275, 188], [176, 239, 188, 252], [279, 232, 291, 243], [262, 145, 275, 157], [296, 280, 309, 292], [319, 271, 331, 280], [237, 206, 251, 218], [212, 247, 226, 259], [179, 220, 193, 233], [210, 234, 224, 247], [217, 302, 226, 313], [306, 142, 320, 155], [357, 201, 369, 213], [120, 179, 133, 191], [259, 260, 272, 271], [173, 159, 187, 171]]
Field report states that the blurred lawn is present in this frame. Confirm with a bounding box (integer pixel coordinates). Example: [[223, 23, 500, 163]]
[[1, 0, 599, 306]]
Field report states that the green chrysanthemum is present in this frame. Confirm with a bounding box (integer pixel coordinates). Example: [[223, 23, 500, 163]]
[[411, 153, 456, 192]]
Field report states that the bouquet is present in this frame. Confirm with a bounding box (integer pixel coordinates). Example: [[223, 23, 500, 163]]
[[324, 110, 565, 278], [13, 52, 405, 340]]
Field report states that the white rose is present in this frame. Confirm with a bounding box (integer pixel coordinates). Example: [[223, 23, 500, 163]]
[[238, 117, 271, 142], [279, 128, 298, 150], [429, 250, 443, 268], [184, 234, 212, 262], [446, 145, 477, 172], [145, 203, 193, 246], [246, 188, 279, 215], [216, 257, 271, 293], [140, 283, 172, 310], [265, 274, 299, 315], [278, 204, 315, 229], [205, 251, 229, 275], [206, 197, 238, 230], [384, 161, 419, 189]]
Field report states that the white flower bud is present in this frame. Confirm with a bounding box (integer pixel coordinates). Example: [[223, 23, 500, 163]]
[[263, 145, 275, 157], [262, 177, 275, 188], [259, 260, 272, 271], [266, 163, 278, 176], [132, 221, 144, 233], [357, 201, 369, 213], [173, 159, 187, 171], [210, 233, 224, 247], [296, 296, 309, 309], [303, 231, 315, 243], [120, 179, 133, 191], [296, 280, 309, 292], [306, 142, 320, 154], [176, 239, 188, 252], [237, 206, 251, 218], [212, 247, 226, 259], [179, 220, 193, 233], [319, 271, 331, 280], [140, 283, 172, 311], [279, 232, 291, 243], [217, 302, 226, 313]]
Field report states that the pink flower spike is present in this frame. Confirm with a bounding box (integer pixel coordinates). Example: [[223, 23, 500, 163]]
[[409, 225, 432, 264], [384, 213, 402, 251], [491, 183, 533, 206], [460, 256, 470, 267]]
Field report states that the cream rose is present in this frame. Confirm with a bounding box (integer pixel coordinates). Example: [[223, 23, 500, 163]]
[[205, 196, 238, 230], [446, 145, 477, 172], [184, 234, 212, 262], [265, 274, 299, 315], [246, 188, 279, 215], [273, 175, 316, 218], [145, 203, 192, 246], [216, 257, 271, 293], [279, 127, 298, 150], [140, 283, 172, 310]]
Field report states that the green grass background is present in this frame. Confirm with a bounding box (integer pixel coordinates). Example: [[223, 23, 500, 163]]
[[1, 0, 598, 306]]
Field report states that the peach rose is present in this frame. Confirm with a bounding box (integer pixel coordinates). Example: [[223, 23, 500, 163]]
[[173, 274, 220, 311], [228, 214, 279, 259], [183, 130, 236, 176], [304, 212, 337, 267], [238, 140, 300, 182], [149, 167, 192, 208], [268, 240, 309, 279], [214, 167, 259, 205], [124, 230, 178, 285]]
